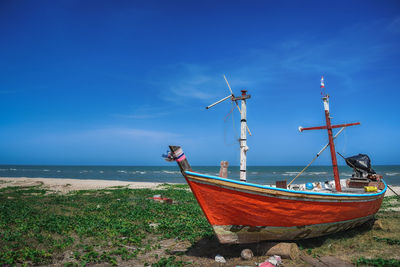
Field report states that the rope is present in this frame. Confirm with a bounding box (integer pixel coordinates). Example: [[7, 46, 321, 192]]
[[223, 102, 237, 146], [288, 155, 319, 187], [388, 185, 400, 198], [288, 127, 345, 187]]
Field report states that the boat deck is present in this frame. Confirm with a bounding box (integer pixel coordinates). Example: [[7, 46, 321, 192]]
[[278, 179, 384, 195]]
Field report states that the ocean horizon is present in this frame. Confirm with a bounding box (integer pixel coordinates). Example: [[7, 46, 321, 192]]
[[1, 164, 399, 186]]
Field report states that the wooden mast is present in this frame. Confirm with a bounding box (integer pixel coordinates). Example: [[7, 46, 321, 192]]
[[323, 95, 342, 192], [299, 77, 360, 192]]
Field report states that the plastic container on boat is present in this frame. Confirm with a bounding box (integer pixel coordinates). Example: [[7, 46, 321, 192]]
[[364, 186, 377, 192], [306, 183, 314, 190]]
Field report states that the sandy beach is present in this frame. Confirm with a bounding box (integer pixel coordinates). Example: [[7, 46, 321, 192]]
[[1, 176, 399, 266], [0, 176, 398, 196], [0, 177, 167, 194]]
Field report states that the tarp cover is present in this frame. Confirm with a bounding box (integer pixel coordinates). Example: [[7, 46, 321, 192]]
[[345, 154, 375, 174]]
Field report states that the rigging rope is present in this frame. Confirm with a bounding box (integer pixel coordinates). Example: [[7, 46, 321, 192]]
[[223, 102, 237, 146], [288, 127, 346, 187]]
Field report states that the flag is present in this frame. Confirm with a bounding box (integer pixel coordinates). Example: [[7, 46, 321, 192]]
[[320, 76, 325, 88]]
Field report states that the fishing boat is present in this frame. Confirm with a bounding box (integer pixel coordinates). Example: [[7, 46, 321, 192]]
[[164, 76, 386, 244]]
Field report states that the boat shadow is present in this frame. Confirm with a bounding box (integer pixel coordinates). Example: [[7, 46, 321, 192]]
[[296, 219, 375, 249], [186, 220, 374, 259], [186, 236, 274, 259]]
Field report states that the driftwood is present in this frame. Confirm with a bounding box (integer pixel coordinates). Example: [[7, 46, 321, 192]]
[[265, 242, 300, 260], [301, 255, 353, 267], [219, 161, 229, 178]]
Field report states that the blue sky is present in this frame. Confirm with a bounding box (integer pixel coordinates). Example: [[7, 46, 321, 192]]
[[0, 0, 399, 165]]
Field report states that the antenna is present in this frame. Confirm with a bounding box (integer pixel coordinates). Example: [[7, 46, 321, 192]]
[[206, 94, 232, 109], [206, 75, 252, 135], [206, 75, 252, 182]]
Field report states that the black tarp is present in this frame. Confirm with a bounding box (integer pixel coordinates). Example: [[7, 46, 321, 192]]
[[345, 154, 376, 174]]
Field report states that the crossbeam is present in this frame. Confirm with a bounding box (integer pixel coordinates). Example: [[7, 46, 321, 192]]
[[299, 122, 360, 132]]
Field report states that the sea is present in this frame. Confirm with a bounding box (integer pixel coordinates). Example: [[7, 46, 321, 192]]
[[0, 165, 399, 185]]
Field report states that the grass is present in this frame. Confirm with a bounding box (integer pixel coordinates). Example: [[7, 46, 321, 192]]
[[0, 184, 399, 266], [0, 184, 212, 266], [297, 195, 400, 266]]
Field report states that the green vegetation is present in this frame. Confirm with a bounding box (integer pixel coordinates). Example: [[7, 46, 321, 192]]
[[0, 184, 212, 266], [297, 195, 400, 265], [0, 184, 399, 266], [150, 256, 190, 267], [354, 257, 400, 267], [374, 236, 400, 246]]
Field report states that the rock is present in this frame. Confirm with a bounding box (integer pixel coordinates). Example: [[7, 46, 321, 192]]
[[241, 248, 254, 260], [373, 219, 384, 230], [265, 242, 300, 260], [319, 256, 353, 267], [215, 254, 226, 263], [149, 223, 159, 229], [168, 240, 191, 255]]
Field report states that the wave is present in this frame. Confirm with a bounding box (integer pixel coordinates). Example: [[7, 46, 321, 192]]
[[282, 171, 330, 177], [385, 172, 400, 176], [117, 170, 127, 173], [130, 171, 147, 174], [282, 172, 299, 176], [161, 170, 180, 174], [306, 172, 328, 175]]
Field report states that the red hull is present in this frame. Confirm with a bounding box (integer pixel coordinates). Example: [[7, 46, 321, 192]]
[[183, 171, 385, 243]]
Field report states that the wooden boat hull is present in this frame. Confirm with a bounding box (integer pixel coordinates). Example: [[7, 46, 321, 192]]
[[183, 171, 386, 244]]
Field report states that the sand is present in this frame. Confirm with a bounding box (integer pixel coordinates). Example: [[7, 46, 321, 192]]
[[0, 177, 168, 194], [0, 177, 399, 196]]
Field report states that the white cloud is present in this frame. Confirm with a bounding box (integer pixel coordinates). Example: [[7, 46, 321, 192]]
[[111, 105, 170, 120], [157, 63, 226, 105]]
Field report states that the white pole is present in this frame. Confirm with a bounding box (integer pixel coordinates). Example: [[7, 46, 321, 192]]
[[240, 90, 248, 182], [224, 75, 252, 136]]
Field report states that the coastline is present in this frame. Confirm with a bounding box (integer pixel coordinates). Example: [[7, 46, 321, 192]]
[[0, 176, 398, 196], [0, 177, 169, 193], [1, 176, 399, 266]]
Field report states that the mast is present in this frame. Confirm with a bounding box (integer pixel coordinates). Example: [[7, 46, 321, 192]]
[[299, 76, 360, 192], [240, 90, 248, 181], [322, 95, 341, 192], [232, 90, 250, 182], [206, 78, 251, 182]]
